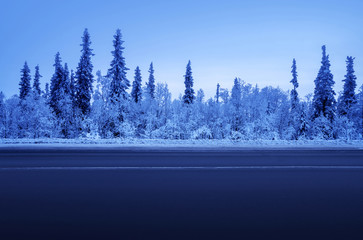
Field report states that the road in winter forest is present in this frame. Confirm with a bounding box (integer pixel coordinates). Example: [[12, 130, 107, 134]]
[[0, 147, 363, 239]]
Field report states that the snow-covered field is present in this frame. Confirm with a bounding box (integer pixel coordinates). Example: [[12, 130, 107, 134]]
[[1, 138, 363, 150]]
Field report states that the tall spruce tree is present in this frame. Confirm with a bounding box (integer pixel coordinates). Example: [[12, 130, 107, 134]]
[[50, 52, 64, 115], [0, 92, 5, 138], [131, 66, 143, 103], [338, 56, 357, 117], [313, 45, 336, 121], [289, 59, 301, 139], [231, 78, 242, 132], [44, 83, 50, 101], [216, 83, 220, 104], [19, 61, 31, 100], [58, 63, 74, 138], [108, 29, 129, 102], [231, 78, 242, 109], [33, 65, 42, 96], [70, 70, 76, 107], [146, 62, 155, 99], [63, 63, 70, 94], [183, 60, 195, 104], [298, 106, 308, 138], [358, 85, 363, 137], [75, 28, 94, 115], [290, 58, 299, 110]]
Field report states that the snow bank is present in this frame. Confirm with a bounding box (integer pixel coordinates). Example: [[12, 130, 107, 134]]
[[1, 138, 363, 150]]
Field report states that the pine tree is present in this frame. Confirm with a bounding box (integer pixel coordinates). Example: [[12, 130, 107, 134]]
[[131, 66, 143, 103], [231, 78, 242, 132], [33, 65, 42, 96], [0, 92, 6, 138], [289, 59, 300, 139], [290, 58, 299, 110], [357, 85, 363, 137], [231, 78, 241, 109], [146, 62, 156, 99], [75, 28, 94, 116], [70, 70, 76, 107], [216, 83, 220, 104], [63, 63, 71, 94], [298, 106, 309, 138], [19, 62, 31, 100], [338, 56, 357, 117], [108, 29, 129, 102], [49, 59, 74, 138], [183, 60, 195, 104], [313, 45, 336, 121], [44, 83, 50, 101], [50, 52, 64, 115]]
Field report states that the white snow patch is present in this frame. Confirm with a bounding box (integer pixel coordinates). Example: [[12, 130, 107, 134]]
[[1, 138, 363, 150]]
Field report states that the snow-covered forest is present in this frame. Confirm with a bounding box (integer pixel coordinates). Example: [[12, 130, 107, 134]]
[[0, 29, 362, 141]]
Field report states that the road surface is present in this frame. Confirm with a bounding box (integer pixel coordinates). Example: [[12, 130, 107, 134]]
[[0, 147, 363, 239]]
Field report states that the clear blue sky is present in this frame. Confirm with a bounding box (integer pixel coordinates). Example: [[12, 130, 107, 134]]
[[0, 0, 362, 100]]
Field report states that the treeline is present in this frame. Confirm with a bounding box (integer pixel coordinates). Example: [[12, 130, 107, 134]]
[[0, 29, 362, 140]]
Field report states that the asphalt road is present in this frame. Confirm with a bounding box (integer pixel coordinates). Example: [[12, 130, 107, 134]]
[[0, 148, 363, 239]]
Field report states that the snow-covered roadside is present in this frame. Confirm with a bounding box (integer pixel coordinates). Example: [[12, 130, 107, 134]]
[[1, 138, 363, 150]]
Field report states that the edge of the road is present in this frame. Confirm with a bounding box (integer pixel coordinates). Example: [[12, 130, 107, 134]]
[[0, 143, 363, 152]]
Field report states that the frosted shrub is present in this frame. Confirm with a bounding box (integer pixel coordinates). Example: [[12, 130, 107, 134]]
[[334, 116, 360, 140], [191, 126, 212, 140], [230, 131, 244, 141], [118, 121, 135, 139], [151, 120, 183, 139], [312, 116, 334, 140], [284, 125, 297, 140]]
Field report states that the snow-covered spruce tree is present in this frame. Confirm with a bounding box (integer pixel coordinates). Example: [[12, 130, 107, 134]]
[[131, 67, 146, 137], [183, 60, 195, 104], [91, 71, 111, 138], [60, 63, 78, 138], [290, 59, 299, 110], [33, 65, 42, 97], [146, 62, 155, 99], [298, 103, 309, 139], [43, 83, 50, 103], [337, 56, 357, 117], [106, 29, 131, 137], [216, 83, 220, 104], [57, 85, 74, 138], [108, 29, 130, 102], [289, 58, 300, 139], [312, 45, 336, 122], [357, 85, 363, 137], [69, 69, 76, 108], [143, 63, 158, 137], [230, 78, 243, 134], [63, 63, 71, 94], [75, 28, 94, 116], [231, 78, 242, 110], [131, 66, 143, 103], [0, 92, 6, 138], [50, 52, 64, 115], [18, 64, 53, 138], [49, 57, 75, 138], [19, 62, 31, 100]]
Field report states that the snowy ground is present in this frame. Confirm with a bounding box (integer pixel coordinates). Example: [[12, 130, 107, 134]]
[[1, 138, 363, 150]]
